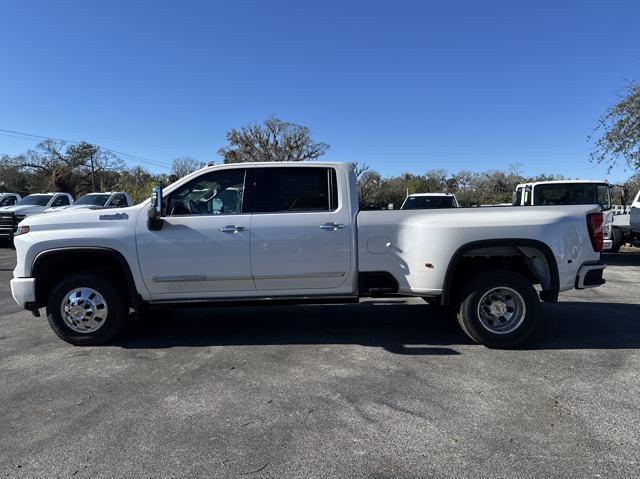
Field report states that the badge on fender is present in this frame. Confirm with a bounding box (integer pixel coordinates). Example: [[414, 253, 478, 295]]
[[99, 213, 129, 221]]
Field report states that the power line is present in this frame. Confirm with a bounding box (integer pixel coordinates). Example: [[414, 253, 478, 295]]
[[0, 128, 172, 170]]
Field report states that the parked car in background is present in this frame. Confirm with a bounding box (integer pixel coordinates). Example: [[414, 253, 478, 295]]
[[0, 193, 73, 243], [0, 193, 21, 207], [512, 180, 624, 251], [400, 193, 458, 210], [11, 162, 605, 349], [44, 192, 132, 214]]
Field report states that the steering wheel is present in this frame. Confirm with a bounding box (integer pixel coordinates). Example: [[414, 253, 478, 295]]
[[170, 202, 191, 215], [189, 199, 204, 215]]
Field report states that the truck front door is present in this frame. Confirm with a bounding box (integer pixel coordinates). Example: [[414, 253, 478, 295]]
[[137, 168, 255, 298], [249, 166, 355, 295]]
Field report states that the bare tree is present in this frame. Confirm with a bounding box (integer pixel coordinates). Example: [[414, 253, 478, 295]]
[[8, 140, 123, 195], [218, 117, 329, 163], [352, 162, 370, 179], [171, 156, 204, 179]]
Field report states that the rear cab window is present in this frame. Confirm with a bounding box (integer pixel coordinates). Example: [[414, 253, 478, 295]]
[[252, 167, 338, 213], [51, 195, 70, 207]]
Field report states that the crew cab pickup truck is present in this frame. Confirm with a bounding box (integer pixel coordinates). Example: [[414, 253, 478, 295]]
[[10, 162, 606, 348]]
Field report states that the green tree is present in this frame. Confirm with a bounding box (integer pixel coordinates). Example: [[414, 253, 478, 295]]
[[590, 82, 640, 172], [218, 117, 329, 163], [114, 166, 170, 204]]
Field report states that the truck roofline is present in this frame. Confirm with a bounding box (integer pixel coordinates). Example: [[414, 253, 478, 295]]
[[516, 180, 609, 187]]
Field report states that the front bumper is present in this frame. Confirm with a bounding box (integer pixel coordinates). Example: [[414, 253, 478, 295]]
[[0, 212, 17, 239], [10, 278, 36, 308], [575, 262, 606, 289]]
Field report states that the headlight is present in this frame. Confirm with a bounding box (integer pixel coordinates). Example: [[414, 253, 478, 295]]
[[14, 215, 26, 223], [14, 225, 30, 236]]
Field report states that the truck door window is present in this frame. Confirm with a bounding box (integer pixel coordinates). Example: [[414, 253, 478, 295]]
[[52, 195, 70, 207], [0, 196, 17, 207], [110, 195, 127, 207], [253, 167, 338, 213], [165, 169, 246, 216], [513, 188, 523, 206]]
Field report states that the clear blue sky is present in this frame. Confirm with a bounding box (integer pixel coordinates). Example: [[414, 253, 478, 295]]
[[1, 0, 639, 181]]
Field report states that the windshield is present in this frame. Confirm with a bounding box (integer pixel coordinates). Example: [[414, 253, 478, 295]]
[[17, 195, 53, 206], [73, 194, 111, 206], [533, 183, 611, 209], [401, 196, 457, 209]]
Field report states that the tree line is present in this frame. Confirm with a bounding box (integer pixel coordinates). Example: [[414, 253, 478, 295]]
[[2, 81, 639, 206]]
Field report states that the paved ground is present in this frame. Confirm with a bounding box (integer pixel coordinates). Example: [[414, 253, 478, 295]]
[[1, 247, 639, 478]]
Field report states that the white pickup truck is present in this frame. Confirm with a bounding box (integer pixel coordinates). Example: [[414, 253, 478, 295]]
[[512, 180, 624, 251], [0, 193, 74, 242], [10, 162, 606, 348], [44, 191, 132, 214]]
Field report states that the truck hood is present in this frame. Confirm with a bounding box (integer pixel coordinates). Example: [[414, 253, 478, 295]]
[[22, 204, 143, 231], [0, 205, 46, 216]]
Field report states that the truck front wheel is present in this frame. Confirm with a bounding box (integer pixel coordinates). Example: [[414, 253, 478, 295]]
[[46, 273, 128, 345], [455, 271, 539, 348]]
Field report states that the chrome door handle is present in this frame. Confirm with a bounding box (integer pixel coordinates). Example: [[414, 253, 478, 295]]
[[320, 223, 345, 230], [219, 225, 246, 233]]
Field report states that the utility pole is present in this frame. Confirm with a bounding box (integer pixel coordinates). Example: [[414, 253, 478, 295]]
[[90, 150, 96, 191]]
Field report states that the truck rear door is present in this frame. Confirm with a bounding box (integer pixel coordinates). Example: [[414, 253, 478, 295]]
[[249, 166, 355, 294]]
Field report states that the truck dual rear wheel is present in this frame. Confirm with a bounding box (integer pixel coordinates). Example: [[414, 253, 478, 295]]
[[46, 273, 128, 346], [455, 271, 539, 348]]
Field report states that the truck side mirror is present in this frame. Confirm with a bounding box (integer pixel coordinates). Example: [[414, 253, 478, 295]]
[[147, 186, 164, 231]]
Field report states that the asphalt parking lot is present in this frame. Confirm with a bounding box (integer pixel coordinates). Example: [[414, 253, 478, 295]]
[[1, 248, 639, 478]]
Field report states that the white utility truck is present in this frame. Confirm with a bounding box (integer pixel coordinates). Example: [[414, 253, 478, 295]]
[[11, 162, 605, 348], [400, 193, 459, 210], [512, 180, 623, 251], [610, 191, 640, 250]]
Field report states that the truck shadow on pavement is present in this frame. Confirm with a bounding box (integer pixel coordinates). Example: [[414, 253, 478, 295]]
[[118, 300, 466, 355], [114, 300, 640, 353]]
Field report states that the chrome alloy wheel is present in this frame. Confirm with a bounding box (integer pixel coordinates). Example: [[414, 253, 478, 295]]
[[476, 287, 526, 335], [60, 287, 109, 334]]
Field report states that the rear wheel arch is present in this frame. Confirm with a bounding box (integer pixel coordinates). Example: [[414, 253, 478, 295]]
[[441, 239, 559, 306], [32, 247, 143, 309]]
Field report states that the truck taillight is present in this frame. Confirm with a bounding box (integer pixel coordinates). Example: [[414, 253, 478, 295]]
[[587, 212, 603, 252]]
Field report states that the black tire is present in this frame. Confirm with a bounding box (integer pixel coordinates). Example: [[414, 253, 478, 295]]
[[46, 273, 129, 345], [454, 270, 539, 348], [610, 228, 623, 253]]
